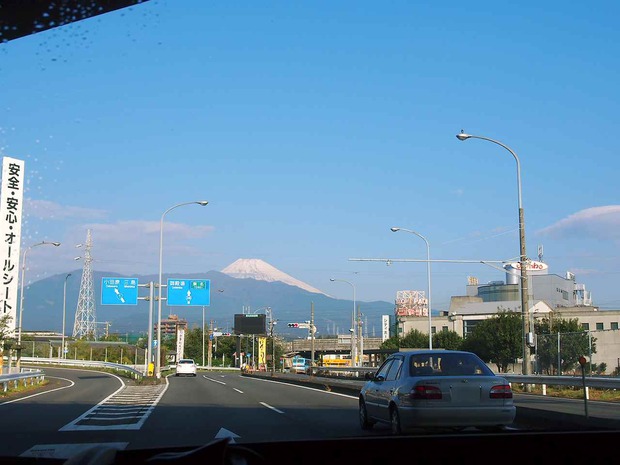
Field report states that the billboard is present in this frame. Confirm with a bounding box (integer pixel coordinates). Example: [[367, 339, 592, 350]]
[[234, 313, 267, 335], [395, 290, 428, 317], [504, 261, 549, 272], [258, 337, 266, 366]]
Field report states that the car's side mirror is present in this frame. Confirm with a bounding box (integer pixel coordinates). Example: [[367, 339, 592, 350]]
[[364, 372, 374, 380]]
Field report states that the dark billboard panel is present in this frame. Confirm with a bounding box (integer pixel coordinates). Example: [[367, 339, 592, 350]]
[[234, 314, 267, 335]]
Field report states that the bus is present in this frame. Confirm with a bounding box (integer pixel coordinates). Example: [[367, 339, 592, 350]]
[[290, 356, 312, 374], [321, 358, 351, 368]]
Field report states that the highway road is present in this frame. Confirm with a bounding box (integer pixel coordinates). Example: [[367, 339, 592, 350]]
[[1, 367, 619, 460], [0, 367, 367, 459]]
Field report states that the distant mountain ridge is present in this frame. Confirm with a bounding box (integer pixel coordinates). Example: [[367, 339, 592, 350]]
[[18, 261, 395, 339]]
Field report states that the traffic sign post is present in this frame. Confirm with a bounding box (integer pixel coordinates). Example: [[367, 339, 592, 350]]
[[167, 279, 211, 306], [101, 277, 139, 305]]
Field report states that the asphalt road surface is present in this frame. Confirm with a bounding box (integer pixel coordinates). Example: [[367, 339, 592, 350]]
[[2, 367, 620, 460]]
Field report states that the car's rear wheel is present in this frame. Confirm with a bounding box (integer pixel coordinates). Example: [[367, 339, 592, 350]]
[[359, 399, 374, 430], [390, 407, 402, 435]]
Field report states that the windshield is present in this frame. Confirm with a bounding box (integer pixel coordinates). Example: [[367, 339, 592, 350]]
[[1, 0, 620, 461]]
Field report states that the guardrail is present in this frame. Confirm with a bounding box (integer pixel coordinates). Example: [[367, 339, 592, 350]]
[[307, 366, 620, 396], [307, 366, 376, 379], [503, 374, 620, 397], [0, 370, 45, 392], [20, 357, 144, 379]]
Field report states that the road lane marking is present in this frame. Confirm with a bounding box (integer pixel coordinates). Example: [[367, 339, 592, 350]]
[[59, 374, 168, 431], [242, 376, 358, 399], [233, 388, 244, 394], [203, 375, 226, 385], [260, 402, 284, 414], [0, 377, 75, 406]]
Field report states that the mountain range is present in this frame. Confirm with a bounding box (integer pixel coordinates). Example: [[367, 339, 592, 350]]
[[18, 259, 395, 339]]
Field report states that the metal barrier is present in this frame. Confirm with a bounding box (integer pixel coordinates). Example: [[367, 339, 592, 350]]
[[0, 370, 45, 393], [308, 366, 620, 394], [19, 357, 144, 379], [308, 366, 376, 379]]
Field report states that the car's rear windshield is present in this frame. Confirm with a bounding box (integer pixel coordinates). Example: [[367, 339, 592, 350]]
[[179, 360, 195, 364], [409, 353, 494, 376]]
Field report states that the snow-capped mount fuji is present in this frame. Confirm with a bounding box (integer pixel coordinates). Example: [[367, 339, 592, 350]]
[[221, 258, 326, 295]]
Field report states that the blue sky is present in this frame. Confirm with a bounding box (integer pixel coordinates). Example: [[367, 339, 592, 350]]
[[1, 0, 619, 312]]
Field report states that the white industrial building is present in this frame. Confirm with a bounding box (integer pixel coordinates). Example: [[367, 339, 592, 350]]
[[395, 260, 620, 374]]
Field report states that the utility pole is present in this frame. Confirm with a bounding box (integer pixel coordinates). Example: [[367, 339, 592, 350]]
[[357, 304, 364, 366], [266, 307, 275, 376]]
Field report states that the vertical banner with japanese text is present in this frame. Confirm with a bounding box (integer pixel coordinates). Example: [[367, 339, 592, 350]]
[[382, 315, 390, 342], [0, 157, 25, 334], [176, 326, 185, 362], [258, 337, 266, 367]]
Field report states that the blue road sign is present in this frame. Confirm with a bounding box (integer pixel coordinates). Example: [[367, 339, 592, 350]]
[[167, 279, 211, 306], [101, 277, 139, 305]]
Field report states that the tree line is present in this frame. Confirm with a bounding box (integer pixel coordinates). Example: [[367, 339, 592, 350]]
[[380, 310, 603, 374]]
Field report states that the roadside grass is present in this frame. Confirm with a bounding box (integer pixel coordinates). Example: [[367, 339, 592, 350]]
[[511, 383, 620, 402], [20, 363, 141, 382], [0, 379, 50, 398]]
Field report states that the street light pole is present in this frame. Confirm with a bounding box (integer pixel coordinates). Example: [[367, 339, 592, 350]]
[[391, 227, 433, 349], [202, 305, 206, 368], [62, 273, 72, 359], [330, 278, 357, 367], [156, 200, 208, 379], [456, 131, 531, 375], [16, 241, 61, 370]]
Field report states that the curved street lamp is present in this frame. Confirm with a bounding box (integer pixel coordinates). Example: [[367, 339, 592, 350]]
[[390, 227, 432, 349], [456, 131, 531, 375], [330, 278, 358, 366], [156, 200, 209, 378], [17, 240, 61, 369]]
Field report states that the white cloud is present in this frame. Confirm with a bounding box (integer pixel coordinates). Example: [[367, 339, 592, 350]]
[[25, 199, 108, 220], [537, 205, 620, 240], [85, 220, 213, 244], [27, 220, 215, 278], [568, 268, 600, 276]]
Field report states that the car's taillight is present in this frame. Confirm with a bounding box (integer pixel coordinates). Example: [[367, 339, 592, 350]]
[[411, 385, 442, 400], [489, 384, 513, 399]]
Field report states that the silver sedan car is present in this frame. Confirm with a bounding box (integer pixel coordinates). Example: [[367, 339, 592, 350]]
[[359, 350, 516, 434]]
